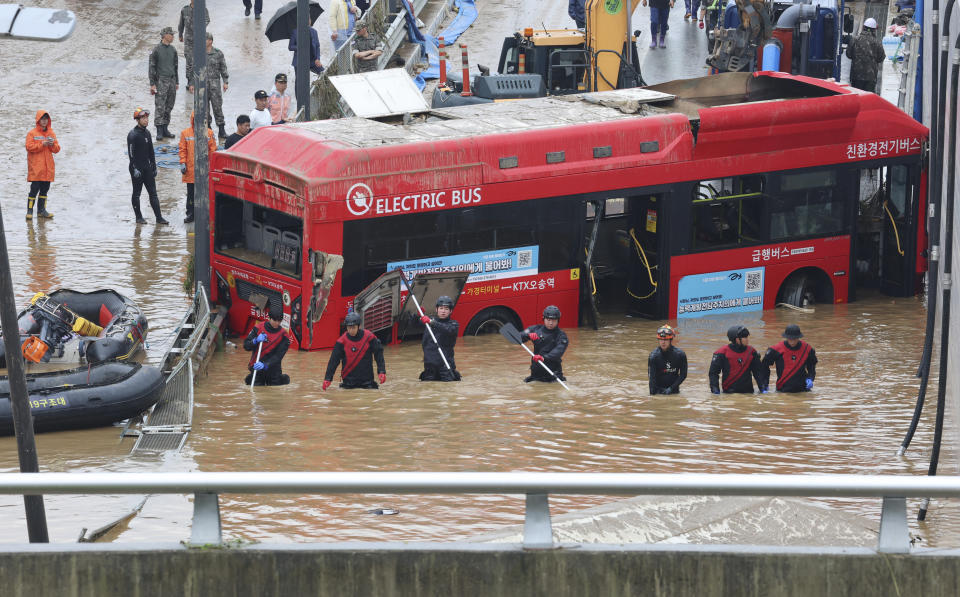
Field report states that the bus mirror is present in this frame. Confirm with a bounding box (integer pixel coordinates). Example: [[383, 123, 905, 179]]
[[843, 13, 854, 34]]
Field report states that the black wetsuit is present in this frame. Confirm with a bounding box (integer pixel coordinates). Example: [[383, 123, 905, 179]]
[[243, 321, 291, 386], [521, 324, 568, 382], [420, 316, 461, 381], [709, 343, 767, 393], [761, 341, 817, 392], [324, 329, 386, 389], [126, 124, 162, 221], [648, 345, 688, 394]]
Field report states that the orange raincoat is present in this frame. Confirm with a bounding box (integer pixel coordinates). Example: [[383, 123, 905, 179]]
[[178, 112, 217, 184], [25, 109, 60, 181]]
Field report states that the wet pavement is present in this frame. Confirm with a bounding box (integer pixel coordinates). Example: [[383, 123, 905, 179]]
[[0, 0, 956, 547]]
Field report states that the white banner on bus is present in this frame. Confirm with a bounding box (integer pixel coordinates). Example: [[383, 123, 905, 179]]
[[388, 246, 539, 284]]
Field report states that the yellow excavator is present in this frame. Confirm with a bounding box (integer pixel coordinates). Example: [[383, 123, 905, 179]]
[[495, 0, 645, 93], [432, 0, 644, 107]]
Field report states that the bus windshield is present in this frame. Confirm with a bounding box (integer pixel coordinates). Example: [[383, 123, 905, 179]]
[[214, 192, 303, 279]]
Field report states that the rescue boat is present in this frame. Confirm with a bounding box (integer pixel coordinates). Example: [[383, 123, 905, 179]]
[[0, 361, 164, 435], [0, 289, 148, 368]]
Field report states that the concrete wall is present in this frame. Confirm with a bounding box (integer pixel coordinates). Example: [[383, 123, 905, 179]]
[[2, 544, 960, 597]]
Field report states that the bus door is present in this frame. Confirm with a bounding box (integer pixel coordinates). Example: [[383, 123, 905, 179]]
[[626, 193, 664, 318], [880, 164, 921, 296]]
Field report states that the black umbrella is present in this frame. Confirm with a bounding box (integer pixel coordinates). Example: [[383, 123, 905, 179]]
[[264, 1, 323, 43]]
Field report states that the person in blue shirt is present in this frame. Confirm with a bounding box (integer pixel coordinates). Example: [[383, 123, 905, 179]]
[[289, 27, 325, 75], [568, 0, 586, 28]]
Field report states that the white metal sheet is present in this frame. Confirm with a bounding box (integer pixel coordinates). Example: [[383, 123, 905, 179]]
[[330, 68, 429, 118], [1, 4, 76, 41]]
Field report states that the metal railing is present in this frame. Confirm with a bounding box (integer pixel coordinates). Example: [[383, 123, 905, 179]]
[[2, 472, 958, 552]]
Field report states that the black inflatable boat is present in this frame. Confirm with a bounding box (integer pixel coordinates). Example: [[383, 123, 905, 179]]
[[0, 289, 148, 368], [0, 361, 164, 435]]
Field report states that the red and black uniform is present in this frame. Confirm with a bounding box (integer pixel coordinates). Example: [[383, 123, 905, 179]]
[[324, 329, 386, 389], [761, 341, 817, 392], [648, 345, 688, 395], [243, 321, 291, 386], [709, 343, 767, 393], [420, 316, 461, 382], [521, 324, 568, 382]]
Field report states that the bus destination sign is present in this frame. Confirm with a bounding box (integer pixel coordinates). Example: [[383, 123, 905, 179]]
[[388, 245, 539, 284]]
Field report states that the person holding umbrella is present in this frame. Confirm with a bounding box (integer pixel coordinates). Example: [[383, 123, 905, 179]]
[[243, 0, 263, 19], [264, 2, 326, 74]]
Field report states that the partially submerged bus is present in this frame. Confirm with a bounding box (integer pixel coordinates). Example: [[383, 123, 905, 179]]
[[208, 71, 928, 350]]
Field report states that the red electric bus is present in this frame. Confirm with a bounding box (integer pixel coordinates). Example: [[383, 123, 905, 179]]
[[208, 71, 928, 350]]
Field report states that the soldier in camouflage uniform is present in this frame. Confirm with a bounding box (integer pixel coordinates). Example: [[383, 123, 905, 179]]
[[188, 32, 229, 139], [845, 18, 886, 92], [178, 0, 210, 87], [149, 26, 179, 140], [352, 23, 383, 74]]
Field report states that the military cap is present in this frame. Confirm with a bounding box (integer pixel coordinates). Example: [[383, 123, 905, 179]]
[[275, 73, 287, 82], [254, 90, 268, 99], [161, 26, 175, 36]]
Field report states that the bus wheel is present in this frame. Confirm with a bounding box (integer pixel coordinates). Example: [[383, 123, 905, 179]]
[[777, 269, 832, 308], [465, 307, 520, 336]]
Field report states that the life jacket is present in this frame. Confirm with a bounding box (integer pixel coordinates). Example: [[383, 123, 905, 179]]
[[717, 344, 754, 391], [337, 329, 376, 378], [248, 322, 286, 367], [771, 340, 811, 390]]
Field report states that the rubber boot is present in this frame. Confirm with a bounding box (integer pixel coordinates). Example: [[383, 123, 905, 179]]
[[659, 35, 667, 48], [164, 125, 176, 139], [26, 196, 35, 220], [218, 125, 227, 139], [37, 195, 53, 219], [649, 38, 657, 49], [157, 126, 164, 140]]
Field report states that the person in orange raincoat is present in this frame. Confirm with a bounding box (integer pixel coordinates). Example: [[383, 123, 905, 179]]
[[178, 111, 217, 224], [25, 109, 60, 220]]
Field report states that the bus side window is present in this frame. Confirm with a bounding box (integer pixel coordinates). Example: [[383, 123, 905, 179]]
[[691, 176, 765, 250], [770, 169, 843, 240]]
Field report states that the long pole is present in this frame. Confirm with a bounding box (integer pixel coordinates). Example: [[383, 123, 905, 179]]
[[0, 206, 49, 542], [396, 270, 452, 372], [295, 0, 311, 120], [193, 0, 210, 296]]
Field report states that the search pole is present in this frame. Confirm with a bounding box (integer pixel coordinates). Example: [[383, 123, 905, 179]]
[[295, 0, 311, 120], [0, 206, 49, 542], [193, 0, 210, 295]]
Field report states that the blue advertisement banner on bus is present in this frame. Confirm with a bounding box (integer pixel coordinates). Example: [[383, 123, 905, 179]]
[[388, 245, 539, 283], [677, 266, 765, 318]]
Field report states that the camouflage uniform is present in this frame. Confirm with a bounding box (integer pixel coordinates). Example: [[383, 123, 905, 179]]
[[178, 4, 210, 84], [352, 34, 382, 74], [149, 41, 179, 127], [203, 46, 229, 128], [845, 29, 885, 92]]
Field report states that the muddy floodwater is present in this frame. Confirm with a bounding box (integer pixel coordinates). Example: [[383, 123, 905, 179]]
[[1, 275, 958, 545]]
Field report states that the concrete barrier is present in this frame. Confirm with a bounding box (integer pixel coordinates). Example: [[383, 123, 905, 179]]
[[2, 543, 959, 596]]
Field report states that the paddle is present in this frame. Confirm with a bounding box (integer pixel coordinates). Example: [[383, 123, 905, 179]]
[[499, 322, 571, 391], [395, 268, 454, 373], [250, 341, 264, 387]]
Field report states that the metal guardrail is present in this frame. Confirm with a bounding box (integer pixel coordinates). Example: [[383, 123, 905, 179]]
[[2, 472, 957, 552]]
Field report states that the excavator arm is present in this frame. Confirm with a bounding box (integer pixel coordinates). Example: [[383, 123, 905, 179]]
[[585, 0, 645, 90]]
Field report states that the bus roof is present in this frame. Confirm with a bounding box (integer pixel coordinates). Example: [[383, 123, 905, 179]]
[[214, 72, 927, 202]]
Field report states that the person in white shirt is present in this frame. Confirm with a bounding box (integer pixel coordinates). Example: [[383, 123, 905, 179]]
[[267, 73, 292, 125], [249, 89, 272, 129]]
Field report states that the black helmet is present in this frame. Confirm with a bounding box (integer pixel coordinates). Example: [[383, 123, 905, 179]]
[[344, 312, 362, 327], [436, 295, 454, 308], [543, 305, 561, 320], [783, 324, 803, 339], [268, 304, 283, 321], [726, 325, 749, 342], [656, 325, 676, 339]]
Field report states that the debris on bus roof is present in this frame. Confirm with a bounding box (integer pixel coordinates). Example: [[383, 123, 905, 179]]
[[329, 69, 430, 118]]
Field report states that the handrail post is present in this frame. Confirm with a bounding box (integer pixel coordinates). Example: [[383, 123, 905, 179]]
[[523, 493, 553, 549], [878, 496, 910, 553], [191, 491, 222, 545]]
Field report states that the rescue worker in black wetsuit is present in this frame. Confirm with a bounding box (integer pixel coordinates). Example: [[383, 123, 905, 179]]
[[322, 312, 386, 390], [760, 324, 817, 393], [419, 295, 461, 382], [709, 325, 768, 394], [126, 107, 168, 225], [521, 305, 569, 383], [648, 324, 688, 395], [243, 304, 290, 386]]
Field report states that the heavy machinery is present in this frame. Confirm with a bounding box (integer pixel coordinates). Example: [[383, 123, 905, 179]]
[[707, 0, 849, 78], [432, 0, 645, 107]]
